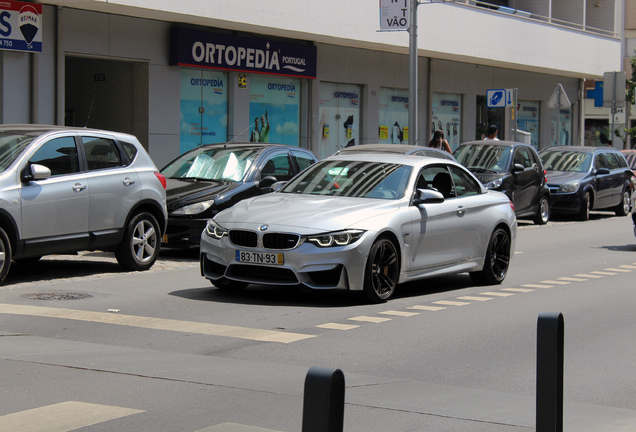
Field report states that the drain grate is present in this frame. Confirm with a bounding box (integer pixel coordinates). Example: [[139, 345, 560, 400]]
[[21, 292, 92, 300]]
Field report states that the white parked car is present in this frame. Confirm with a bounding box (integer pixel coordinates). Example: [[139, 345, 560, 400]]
[[200, 153, 517, 302]]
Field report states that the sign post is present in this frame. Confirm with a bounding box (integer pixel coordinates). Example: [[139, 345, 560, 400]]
[[380, 0, 418, 145], [603, 71, 626, 147]]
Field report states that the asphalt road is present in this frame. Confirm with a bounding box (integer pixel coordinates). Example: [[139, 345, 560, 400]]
[[1, 212, 635, 431]]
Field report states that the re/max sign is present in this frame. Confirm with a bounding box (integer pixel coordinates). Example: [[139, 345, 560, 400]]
[[0, 0, 42, 53]]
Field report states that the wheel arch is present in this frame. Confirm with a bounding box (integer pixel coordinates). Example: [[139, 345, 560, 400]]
[[126, 199, 167, 236], [0, 209, 19, 256]]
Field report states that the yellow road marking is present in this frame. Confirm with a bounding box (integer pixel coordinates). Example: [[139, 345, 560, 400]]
[[348, 316, 392, 323], [522, 284, 552, 289], [433, 300, 470, 306], [502, 288, 534, 293], [619, 265, 636, 270], [0, 304, 313, 344], [315, 323, 359, 330], [575, 273, 603, 279], [558, 277, 588, 282], [379, 310, 419, 317], [480, 292, 514, 297], [408, 305, 445, 311], [604, 267, 631, 273], [0, 401, 144, 432], [541, 280, 570, 285], [196, 423, 282, 431], [456, 296, 493, 301], [591, 270, 617, 276]]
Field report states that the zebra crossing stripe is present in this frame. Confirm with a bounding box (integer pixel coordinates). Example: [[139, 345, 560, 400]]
[[0, 401, 144, 432]]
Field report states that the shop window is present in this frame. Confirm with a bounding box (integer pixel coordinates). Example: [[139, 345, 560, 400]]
[[180, 69, 228, 153], [432, 93, 462, 151], [517, 100, 540, 149], [552, 108, 572, 146], [318, 82, 361, 159], [379, 87, 409, 145], [249, 75, 301, 147], [476, 95, 504, 141]]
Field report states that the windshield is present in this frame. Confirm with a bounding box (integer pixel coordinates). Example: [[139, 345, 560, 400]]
[[281, 159, 412, 200], [0, 132, 37, 173], [540, 151, 591, 173], [453, 144, 512, 174], [161, 147, 259, 181]]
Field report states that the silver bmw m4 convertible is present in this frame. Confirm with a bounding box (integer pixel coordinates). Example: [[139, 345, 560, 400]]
[[200, 153, 517, 302]]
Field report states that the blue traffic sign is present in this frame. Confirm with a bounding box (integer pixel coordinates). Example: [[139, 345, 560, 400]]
[[487, 89, 506, 108]]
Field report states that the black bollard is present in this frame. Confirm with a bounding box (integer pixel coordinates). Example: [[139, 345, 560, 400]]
[[301, 366, 345, 432], [536, 312, 564, 432]]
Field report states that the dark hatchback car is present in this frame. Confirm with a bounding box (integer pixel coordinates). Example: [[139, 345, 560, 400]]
[[539, 146, 633, 221], [333, 143, 456, 161], [160, 143, 318, 248], [453, 140, 550, 224]]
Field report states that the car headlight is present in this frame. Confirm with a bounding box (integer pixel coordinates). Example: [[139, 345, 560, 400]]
[[484, 178, 503, 190], [205, 219, 228, 239], [557, 181, 580, 194], [305, 229, 365, 248], [172, 200, 214, 216]]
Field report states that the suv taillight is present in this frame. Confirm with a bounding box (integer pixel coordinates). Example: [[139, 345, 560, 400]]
[[154, 172, 167, 190]]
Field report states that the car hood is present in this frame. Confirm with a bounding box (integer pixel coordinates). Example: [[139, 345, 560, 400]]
[[214, 193, 400, 233], [165, 178, 239, 206], [544, 170, 586, 185]]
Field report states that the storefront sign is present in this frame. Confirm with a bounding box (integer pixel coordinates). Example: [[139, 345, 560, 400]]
[[170, 27, 317, 79], [0, 0, 42, 53]]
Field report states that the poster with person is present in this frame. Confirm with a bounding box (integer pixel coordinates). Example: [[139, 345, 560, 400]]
[[431, 93, 461, 151], [379, 87, 409, 144], [249, 75, 301, 146]]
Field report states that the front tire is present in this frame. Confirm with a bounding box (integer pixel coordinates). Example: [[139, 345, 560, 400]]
[[614, 189, 630, 216], [577, 192, 591, 221], [533, 196, 550, 225], [363, 237, 399, 303], [0, 227, 12, 285], [470, 227, 511, 285], [115, 212, 161, 271]]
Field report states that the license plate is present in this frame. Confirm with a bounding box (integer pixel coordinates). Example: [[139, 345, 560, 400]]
[[236, 250, 284, 265]]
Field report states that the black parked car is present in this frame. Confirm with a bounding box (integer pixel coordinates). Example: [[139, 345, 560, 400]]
[[160, 143, 318, 248], [539, 146, 633, 221], [453, 140, 550, 224]]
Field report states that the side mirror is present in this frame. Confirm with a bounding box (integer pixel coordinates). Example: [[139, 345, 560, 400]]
[[271, 180, 287, 192], [512, 163, 525, 173], [413, 188, 444, 205], [595, 168, 610, 175], [21, 163, 51, 183], [258, 175, 278, 191]]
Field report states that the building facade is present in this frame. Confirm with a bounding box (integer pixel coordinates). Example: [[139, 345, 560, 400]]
[[0, 0, 624, 166]]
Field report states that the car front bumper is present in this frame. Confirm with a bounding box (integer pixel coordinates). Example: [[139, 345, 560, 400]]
[[199, 230, 374, 291], [162, 217, 208, 248]]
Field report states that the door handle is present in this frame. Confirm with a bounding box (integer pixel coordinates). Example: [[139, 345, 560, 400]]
[[123, 177, 135, 187], [72, 183, 87, 192], [456, 205, 467, 216]]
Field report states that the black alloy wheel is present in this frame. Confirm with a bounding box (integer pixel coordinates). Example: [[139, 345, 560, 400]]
[[363, 237, 399, 303], [470, 227, 511, 285]]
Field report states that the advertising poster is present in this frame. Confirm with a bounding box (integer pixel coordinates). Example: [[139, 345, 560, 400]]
[[249, 75, 300, 146], [379, 87, 409, 144], [431, 93, 461, 151], [180, 69, 228, 153], [318, 82, 361, 159], [517, 100, 540, 148], [553, 108, 572, 146], [0, 1, 42, 53]]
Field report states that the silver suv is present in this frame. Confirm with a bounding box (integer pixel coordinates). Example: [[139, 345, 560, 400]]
[[0, 125, 168, 284]]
